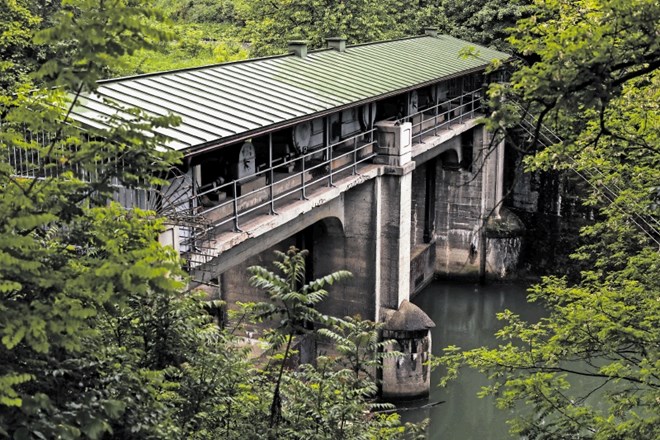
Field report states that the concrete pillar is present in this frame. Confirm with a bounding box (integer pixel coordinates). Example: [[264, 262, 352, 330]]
[[479, 127, 523, 281], [374, 121, 436, 400], [479, 128, 505, 219], [374, 121, 415, 309], [381, 300, 435, 400]]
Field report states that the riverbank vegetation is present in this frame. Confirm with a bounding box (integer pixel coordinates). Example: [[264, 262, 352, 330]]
[[2, 0, 658, 438], [435, 0, 660, 438], [0, 1, 428, 438]]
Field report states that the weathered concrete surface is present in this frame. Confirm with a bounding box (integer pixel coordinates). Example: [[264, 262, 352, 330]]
[[379, 172, 413, 308], [410, 242, 436, 295], [381, 301, 434, 400], [420, 126, 510, 280], [484, 207, 525, 278], [376, 122, 416, 314], [316, 181, 379, 321], [192, 165, 381, 283]]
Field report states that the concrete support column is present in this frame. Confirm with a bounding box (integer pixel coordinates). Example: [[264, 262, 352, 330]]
[[479, 127, 497, 282], [379, 170, 413, 308], [374, 121, 415, 309], [493, 132, 506, 218], [479, 127, 523, 281], [479, 128, 505, 219], [374, 121, 436, 400]]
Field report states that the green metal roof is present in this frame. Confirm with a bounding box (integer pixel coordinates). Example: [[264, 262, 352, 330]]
[[71, 35, 510, 154]]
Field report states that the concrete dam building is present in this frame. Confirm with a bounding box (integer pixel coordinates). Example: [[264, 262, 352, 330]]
[[66, 31, 518, 398]]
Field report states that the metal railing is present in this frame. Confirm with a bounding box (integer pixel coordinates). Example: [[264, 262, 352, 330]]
[[177, 89, 485, 269], [178, 129, 377, 268], [400, 88, 483, 145], [4, 87, 486, 272]]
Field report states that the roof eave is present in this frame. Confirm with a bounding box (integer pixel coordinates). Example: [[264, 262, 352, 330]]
[[181, 61, 508, 158]]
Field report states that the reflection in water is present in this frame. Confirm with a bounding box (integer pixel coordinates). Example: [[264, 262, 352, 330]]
[[407, 281, 545, 440]]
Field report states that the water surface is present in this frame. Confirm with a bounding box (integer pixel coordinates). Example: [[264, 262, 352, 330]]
[[409, 281, 545, 439]]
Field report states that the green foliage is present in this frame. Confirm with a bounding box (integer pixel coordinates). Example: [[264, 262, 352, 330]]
[[437, 0, 534, 50], [111, 0, 248, 75], [236, 0, 447, 56], [166, 0, 240, 24], [248, 247, 350, 433], [437, 0, 660, 438], [33, 0, 170, 90], [318, 315, 396, 382], [243, 247, 422, 439], [249, 247, 351, 338], [0, 1, 216, 437], [103, 0, 536, 74], [80, 0, 541, 76], [0, 0, 40, 91], [113, 21, 248, 76]]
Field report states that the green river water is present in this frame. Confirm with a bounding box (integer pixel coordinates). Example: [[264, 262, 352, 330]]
[[407, 281, 546, 439]]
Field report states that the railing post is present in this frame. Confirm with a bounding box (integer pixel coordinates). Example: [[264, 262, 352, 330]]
[[353, 142, 358, 175], [268, 133, 276, 214], [434, 98, 439, 136], [232, 179, 242, 232], [326, 117, 335, 187], [300, 154, 308, 200], [369, 106, 375, 159], [459, 91, 464, 124]]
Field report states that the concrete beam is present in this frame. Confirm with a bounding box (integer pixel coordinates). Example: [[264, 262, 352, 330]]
[[411, 118, 479, 166], [191, 165, 382, 282], [193, 197, 345, 282]]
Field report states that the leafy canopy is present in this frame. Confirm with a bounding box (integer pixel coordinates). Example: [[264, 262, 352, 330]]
[[437, 0, 660, 438]]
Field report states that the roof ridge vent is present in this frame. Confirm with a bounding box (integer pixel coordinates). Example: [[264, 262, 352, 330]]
[[288, 40, 308, 58], [326, 37, 347, 52], [423, 27, 438, 37]]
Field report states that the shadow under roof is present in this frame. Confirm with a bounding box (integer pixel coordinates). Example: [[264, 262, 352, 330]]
[[70, 34, 510, 155]]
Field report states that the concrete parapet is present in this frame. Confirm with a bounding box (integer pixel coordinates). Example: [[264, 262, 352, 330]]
[[375, 121, 413, 166], [381, 300, 435, 400]]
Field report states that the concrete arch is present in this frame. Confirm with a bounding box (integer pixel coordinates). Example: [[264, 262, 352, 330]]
[[214, 209, 354, 325], [198, 196, 346, 276], [439, 146, 462, 169], [312, 215, 345, 237]]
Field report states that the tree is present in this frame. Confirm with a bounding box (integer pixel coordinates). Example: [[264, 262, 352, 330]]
[[248, 246, 351, 432], [437, 0, 535, 51], [0, 0, 41, 91], [435, 0, 660, 438], [235, 0, 446, 56], [0, 1, 224, 437], [247, 247, 424, 440]]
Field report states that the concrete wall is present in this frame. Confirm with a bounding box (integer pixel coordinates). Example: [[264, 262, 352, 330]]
[[433, 128, 487, 278], [411, 163, 428, 249], [314, 182, 379, 321], [219, 182, 382, 328], [211, 122, 515, 332], [408, 125, 516, 281], [220, 236, 296, 333]]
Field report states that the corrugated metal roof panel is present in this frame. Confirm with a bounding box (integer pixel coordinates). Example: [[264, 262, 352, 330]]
[[71, 35, 510, 153]]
